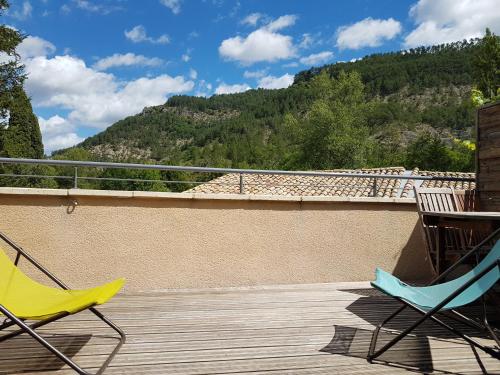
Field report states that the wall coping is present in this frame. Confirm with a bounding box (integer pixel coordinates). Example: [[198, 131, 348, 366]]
[[0, 187, 416, 204]]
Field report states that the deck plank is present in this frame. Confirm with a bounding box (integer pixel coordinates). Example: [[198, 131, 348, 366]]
[[0, 282, 498, 374]]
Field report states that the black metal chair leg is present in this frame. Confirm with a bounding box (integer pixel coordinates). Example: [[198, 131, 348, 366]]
[[446, 309, 488, 332], [479, 292, 500, 348], [0, 305, 125, 375], [90, 307, 126, 341], [89, 307, 126, 373], [423, 310, 499, 359], [0, 306, 91, 374], [484, 314, 500, 349], [0, 312, 68, 343], [446, 303, 500, 355], [367, 304, 407, 362], [370, 300, 500, 364], [368, 317, 422, 361]]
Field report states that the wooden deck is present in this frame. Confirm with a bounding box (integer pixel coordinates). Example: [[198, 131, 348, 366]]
[[0, 282, 499, 374]]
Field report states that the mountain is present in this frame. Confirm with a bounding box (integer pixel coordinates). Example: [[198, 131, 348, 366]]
[[55, 39, 480, 172]]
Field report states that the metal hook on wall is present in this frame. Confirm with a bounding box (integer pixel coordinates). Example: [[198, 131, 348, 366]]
[[66, 199, 78, 214]]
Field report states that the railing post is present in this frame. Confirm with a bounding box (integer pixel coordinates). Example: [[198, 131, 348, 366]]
[[239, 173, 244, 194], [371, 177, 378, 197], [74, 167, 78, 189]]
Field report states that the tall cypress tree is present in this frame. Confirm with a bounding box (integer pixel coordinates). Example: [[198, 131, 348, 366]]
[[3, 86, 43, 158], [0, 0, 44, 158], [0, 1, 24, 117]]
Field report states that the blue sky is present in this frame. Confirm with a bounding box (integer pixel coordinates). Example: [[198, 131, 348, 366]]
[[3, 0, 500, 153]]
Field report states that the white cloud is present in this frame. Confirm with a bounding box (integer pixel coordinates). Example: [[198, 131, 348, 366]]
[[60, 4, 71, 14], [264, 14, 298, 32], [9, 1, 32, 20], [38, 115, 84, 153], [215, 83, 251, 95], [74, 0, 99, 11], [219, 29, 299, 65], [17, 36, 56, 59], [299, 33, 314, 49], [124, 25, 170, 44], [404, 0, 500, 47], [257, 74, 294, 89], [45, 133, 83, 152], [299, 51, 333, 66], [241, 13, 264, 27], [194, 79, 213, 97], [72, 0, 122, 14], [93, 53, 163, 71], [181, 53, 191, 62], [219, 14, 298, 65], [336, 17, 402, 50], [39, 115, 70, 138], [283, 61, 299, 68], [219, 29, 296, 64], [0, 35, 55, 65], [243, 69, 268, 79], [160, 0, 181, 14], [24, 54, 195, 129], [189, 68, 198, 79]]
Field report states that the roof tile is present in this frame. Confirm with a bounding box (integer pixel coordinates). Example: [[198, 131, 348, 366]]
[[187, 167, 475, 198]]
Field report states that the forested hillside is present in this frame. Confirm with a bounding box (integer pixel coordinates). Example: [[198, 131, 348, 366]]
[[295, 40, 477, 95], [55, 35, 499, 178]]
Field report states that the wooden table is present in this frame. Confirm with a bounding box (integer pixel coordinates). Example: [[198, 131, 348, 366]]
[[421, 211, 500, 274]]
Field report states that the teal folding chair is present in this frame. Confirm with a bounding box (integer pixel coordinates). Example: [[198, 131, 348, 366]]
[[368, 228, 500, 363]]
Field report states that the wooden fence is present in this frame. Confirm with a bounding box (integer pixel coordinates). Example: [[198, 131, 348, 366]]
[[477, 101, 500, 211]]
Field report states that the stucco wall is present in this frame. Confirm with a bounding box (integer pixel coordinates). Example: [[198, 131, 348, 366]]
[[0, 188, 432, 291]]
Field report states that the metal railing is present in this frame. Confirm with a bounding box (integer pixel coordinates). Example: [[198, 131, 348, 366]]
[[0, 157, 475, 197]]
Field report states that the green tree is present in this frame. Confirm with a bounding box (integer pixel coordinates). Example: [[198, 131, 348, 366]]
[[0, 0, 24, 126], [447, 139, 475, 172], [0, 1, 44, 159], [100, 168, 167, 191], [52, 147, 101, 189], [2, 86, 43, 158], [0, 86, 46, 188], [405, 132, 452, 171], [286, 71, 371, 169], [473, 28, 500, 101]]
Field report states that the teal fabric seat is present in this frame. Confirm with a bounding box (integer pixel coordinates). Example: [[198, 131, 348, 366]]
[[372, 241, 500, 311]]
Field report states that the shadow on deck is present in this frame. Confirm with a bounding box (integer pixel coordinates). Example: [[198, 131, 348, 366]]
[[0, 282, 498, 374]]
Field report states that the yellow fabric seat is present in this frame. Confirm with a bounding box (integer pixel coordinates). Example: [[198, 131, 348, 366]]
[[0, 248, 124, 320]]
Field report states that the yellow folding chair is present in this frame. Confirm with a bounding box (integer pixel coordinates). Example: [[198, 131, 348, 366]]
[[0, 231, 125, 374]]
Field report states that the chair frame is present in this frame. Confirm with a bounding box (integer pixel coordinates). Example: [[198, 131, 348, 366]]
[[0, 231, 125, 375], [367, 227, 500, 364]]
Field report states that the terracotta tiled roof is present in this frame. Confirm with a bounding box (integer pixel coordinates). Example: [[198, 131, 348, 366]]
[[401, 168, 476, 198], [187, 167, 475, 198]]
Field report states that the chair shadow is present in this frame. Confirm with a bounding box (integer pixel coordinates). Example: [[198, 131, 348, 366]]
[[321, 290, 495, 374], [0, 333, 93, 373], [320, 325, 435, 373], [343, 291, 487, 340]]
